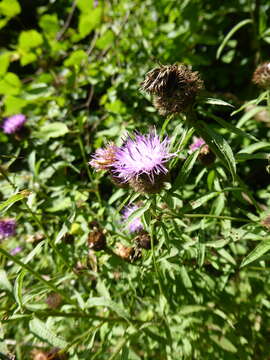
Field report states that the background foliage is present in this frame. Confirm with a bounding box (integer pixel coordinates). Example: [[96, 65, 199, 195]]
[[1, 0, 270, 359]]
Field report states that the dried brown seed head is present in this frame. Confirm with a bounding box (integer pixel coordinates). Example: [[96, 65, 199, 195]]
[[88, 229, 106, 251], [116, 243, 141, 262], [134, 231, 152, 250], [128, 173, 169, 194], [141, 64, 204, 115], [252, 62, 270, 89]]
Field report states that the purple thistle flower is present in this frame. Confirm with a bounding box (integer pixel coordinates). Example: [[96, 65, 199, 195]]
[[2, 114, 27, 134], [114, 131, 175, 183], [122, 204, 143, 233], [89, 143, 118, 171], [10, 246, 22, 256], [0, 219, 16, 240], [188, 137, 205, 154]]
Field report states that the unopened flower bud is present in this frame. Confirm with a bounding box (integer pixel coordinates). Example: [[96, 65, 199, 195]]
[[46, 292, 62, 309], [198, 145, 216, 166]]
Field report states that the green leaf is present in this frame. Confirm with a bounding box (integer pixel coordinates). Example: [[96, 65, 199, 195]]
[[203, 97, 234, 108], [39, 14, 59, 37], [38, 122, 69, 140], [77, 0, 94, 12], [124, 201, 151, 229], [241, 239, 270, 267], [3, 95, 27, 115], [216, 19, 252, 59], [78, 8, 102, 38], [20, 52, 37, 66], [210, 335, 237, 353], [96, 30, 115, 49], [29, 318, 68, 348], [0, 270, 12, 292], [0, 52, 10, 76], [108, 188, 125, 205], [209, 113, 258, 142], [0, 72, 21, 95], [64, 50, 88, 67], [19, 30, 43, 50], [14, 271, 26, 310], [0, 0, 20, 17], [0, 190, 30, 213], [179, 266, 192, 288], [200, 123, 237, 181], [237, 141, 270, 154], [86, 297, 129, 320], [237, 106, 266, 128], [189, 192, 219, 210], [172, 150, 199, 189], [46, 197, 72, 212]]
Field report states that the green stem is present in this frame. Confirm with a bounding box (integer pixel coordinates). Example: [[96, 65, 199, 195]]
[[150, 196, 165, 302], [77, 133, 102, 205], [182, 213, 253, 222]]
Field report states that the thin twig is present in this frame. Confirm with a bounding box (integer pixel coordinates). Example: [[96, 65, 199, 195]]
[[56, 0, 78, 41]]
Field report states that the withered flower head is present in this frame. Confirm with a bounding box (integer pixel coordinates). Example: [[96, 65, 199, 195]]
[[89, 142, 118, 171], [115, 243, 141, 262], [31, 348, 67, 360], [252, 62, 270, 89], [88, 228, 106, 251], [31, 350, 48, 360], [141, 64, 204, 115], [134, 230, 152, 250]]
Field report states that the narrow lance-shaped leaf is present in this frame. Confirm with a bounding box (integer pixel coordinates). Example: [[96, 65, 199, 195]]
[[241, 239, 270, 267]]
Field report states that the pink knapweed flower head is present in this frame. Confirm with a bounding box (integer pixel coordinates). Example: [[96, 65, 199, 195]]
[[122, 204, 144, 233], [89, 142, 118, 171], [0, 219, 16, 239], [114, 131, 175, 184], [2, 114, 27, 134], [188, 137, 205, 154]]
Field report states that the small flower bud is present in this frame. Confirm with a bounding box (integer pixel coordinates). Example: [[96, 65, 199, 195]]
[[198, 145, 216, 166], [252, 62, 270, 89], [88, 229, 106, 251], [46, 292, 62, 309]]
